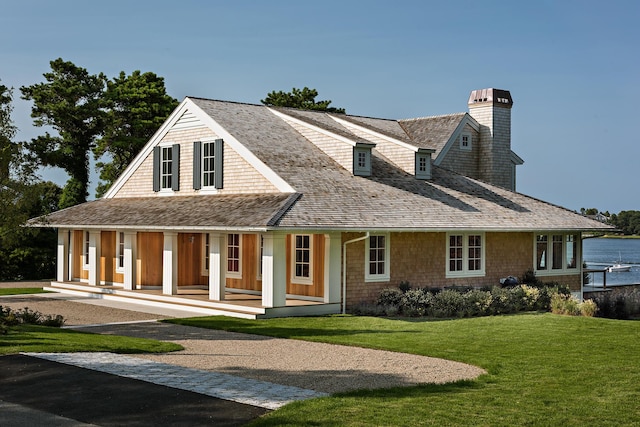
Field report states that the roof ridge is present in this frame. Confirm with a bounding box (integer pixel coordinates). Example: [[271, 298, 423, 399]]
[[399, 112, 466, 122]]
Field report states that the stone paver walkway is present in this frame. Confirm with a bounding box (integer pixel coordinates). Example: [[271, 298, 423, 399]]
[[25, 352, 327, 410]]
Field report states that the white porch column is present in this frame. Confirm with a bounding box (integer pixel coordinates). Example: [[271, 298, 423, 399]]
[[262, 233, 287, 308], [163, 232, 178, 295], [123, 231, 137, 291], [324, 233, 342, 304], [208, 232, 226, 301], [88, 230, 101, 286], [56, 229, 69, 282]]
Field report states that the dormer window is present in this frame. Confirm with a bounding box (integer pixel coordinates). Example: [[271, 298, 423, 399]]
[[415, 150, 433, 180], [353, 143, 373, 177], [153, 143, 180, 192]]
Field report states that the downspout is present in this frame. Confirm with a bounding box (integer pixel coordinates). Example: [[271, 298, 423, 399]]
[[342, 232, 370, 314]]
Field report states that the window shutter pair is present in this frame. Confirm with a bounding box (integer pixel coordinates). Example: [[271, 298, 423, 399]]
[[152, 144, 180, 192], [193, 139, 223, 190]]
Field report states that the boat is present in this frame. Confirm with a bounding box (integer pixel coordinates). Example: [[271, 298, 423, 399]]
[[607, 252, 632, 272]]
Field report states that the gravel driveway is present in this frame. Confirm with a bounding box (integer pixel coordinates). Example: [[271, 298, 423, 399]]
[[1, 290, 486, 394]]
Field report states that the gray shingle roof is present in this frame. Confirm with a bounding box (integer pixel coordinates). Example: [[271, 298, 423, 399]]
[[33, 98, 612, 232], [399, 113, 467, 154]]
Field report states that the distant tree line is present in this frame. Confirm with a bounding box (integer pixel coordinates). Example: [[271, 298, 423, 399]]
[[581, 207, 640, 235]]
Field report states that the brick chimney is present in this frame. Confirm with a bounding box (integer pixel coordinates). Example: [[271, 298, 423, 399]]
[[468, 88, 514, 190]]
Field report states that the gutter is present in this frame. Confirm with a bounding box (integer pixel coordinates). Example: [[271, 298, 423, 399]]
[[342, 232, 369, 314]]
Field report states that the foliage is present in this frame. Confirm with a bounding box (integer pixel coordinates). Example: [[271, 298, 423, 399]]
[[20, 58, 107, 208], [261, 87, 345, 113], [0, 305, 64, 334], [93, 71, 178, 197], [589, 288, 640, 319], [168, 314, 640, 426], [609, 210, 640, 235], [550, 294, 597, 317]]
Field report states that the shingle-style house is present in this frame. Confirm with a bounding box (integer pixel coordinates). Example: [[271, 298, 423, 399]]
[[31, 88, 611, 318]]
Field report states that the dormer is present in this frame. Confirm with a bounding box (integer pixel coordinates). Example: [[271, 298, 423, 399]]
[[353, 142, 374, 177], [415, 149, 435, 180]]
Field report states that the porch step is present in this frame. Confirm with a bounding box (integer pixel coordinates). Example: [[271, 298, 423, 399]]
[[44, 283, 264, 319]]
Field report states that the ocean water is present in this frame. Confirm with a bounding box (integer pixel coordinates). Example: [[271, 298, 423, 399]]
[[583, 238, 640, 286]]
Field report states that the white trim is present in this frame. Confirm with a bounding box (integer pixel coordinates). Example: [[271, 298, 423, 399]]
[[104, 98, 295, 198], [329, 115, 419, 151], [460, 132, 472, 151], [116, 231, 125, 273], [365, 233, 390, 282], [226, 233, 242, 279], [200, 138, 218, 190], [270, 108, 370, 148], [534, 232, 581, 276], [83, 230, 90, 270], [434, 114, 479, 166], [446, 232, 486, 278], [291, 234, 314, 285], [201, 233, 210, 277], [256, 234, 263, 280]]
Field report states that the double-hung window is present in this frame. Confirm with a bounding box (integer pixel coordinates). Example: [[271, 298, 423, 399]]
[[202, 233, 210, 276], [193, 139, 224, 190], [460, 133, 472, 151], [116, 232, 125, 272], [365, 233, 390, 282], [447, 233, 485, 277], [535, 233, 579, 274], [292, 234, 313, 285], [227, 233, 242, 278], [83, 231, 90, 268], [153, 144, 180, 192]]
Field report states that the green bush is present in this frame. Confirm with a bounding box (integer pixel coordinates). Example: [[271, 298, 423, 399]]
[[0, 305, 65, 333], [550, 294, 597, 317], [400, 288, 433, 317], [431, 289, 466, 318], [463, 289, 493, 317], [590, 288, 640, 320]]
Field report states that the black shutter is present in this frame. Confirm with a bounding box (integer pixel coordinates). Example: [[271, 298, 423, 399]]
[[214, 139, 224, 189], [171, 143, 180, 191], [152, 146, 160, 192], [193, 141, 202, 190]]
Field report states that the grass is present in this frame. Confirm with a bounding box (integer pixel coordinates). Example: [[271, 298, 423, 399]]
[[0, 288, 49, 296], [0, 324, 183, 355], [167, 314, 640, 426]]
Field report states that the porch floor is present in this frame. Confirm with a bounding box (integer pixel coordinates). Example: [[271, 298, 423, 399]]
[[45, 282, 341, 319]]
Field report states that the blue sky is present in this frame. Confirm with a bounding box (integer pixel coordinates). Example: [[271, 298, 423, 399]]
[[3, 0, 639, 213]]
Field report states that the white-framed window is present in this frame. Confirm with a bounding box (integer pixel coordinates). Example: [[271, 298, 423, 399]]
[[291, 234, 313, 285], [415, 152, 432, 180], [202, 141, 216, 187], [83, 231, 90, 269], [227, 233, 242, 278], [201, 233, 210, 276], [160, 145, 173, 189], [447, 232, 485, 277], [535, 233, 579, 275], [116, 232, 125, 272], [365, 233, 390, 282], [460, 133, 472, 151], [257, 234, 264, 280], [353, 146, 372, 177]]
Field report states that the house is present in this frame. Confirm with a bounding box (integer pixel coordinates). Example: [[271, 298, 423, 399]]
[[30, 88, 612, 318]]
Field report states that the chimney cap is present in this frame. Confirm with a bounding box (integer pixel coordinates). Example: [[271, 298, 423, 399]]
[[468, 88, 513, 108]]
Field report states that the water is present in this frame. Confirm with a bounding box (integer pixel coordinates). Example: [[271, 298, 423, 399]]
[[583, 238, 640, 286]]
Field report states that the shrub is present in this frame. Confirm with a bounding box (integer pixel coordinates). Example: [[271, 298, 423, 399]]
[[400, 288, 433, 317], [431, 289, 465, 318], [0, 306, 65, 332], [376, 288, 404, 307], [590, 288, 640, 320], [463, 289, 493, 317], [550, 294, 596, 317]]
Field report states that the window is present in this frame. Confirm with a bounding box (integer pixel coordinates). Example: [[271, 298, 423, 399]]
[[153, 144, 180, 192], [460, 133, 472, 151], [257, 234, 264, 280], [202, 233, 210, 276], [535, 233, 579, 274], [447, 233, 485, 277], [117, 232, 125, 271], [83, 231, 90, 267], [193, 139, 223, 190], [365, 233, 390, 282], [415, 152, 432, 180], [353, 145, 372, 177], [292, 234, 313, 284], [227, 233, 242, 278]]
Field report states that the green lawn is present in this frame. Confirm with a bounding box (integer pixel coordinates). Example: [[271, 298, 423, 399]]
[[0, 325, 182, 355], [0, 287, 49, 296], [168, 314, 640, 426]]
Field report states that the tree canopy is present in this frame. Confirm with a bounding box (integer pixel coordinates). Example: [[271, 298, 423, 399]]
[[93, 71, 178, 197], [261, 87, 345, 113], [609, 211, 640, 235]]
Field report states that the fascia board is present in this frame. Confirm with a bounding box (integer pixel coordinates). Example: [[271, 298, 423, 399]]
[[103, 98, 192, 199], [434, 114, 473, 166], [187, 99, 295, 193], [269, 108, 369, 148], [329, 115, 419, 152]]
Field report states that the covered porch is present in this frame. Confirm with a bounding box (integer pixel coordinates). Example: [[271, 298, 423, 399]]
[[54, 228, 343, 319]]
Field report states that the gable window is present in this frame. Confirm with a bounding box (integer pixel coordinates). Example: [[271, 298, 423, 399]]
[[193, 139, 224, 190], [153, 144, 180, 192], [292, 234, 313, 285], [227, 233, 242, 278], [447, 233, 485, 277], [116, 232, 125, 272], [365, 233, 390, 282], [460, 133, 472, 151], [535, 233, 579, 275]]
